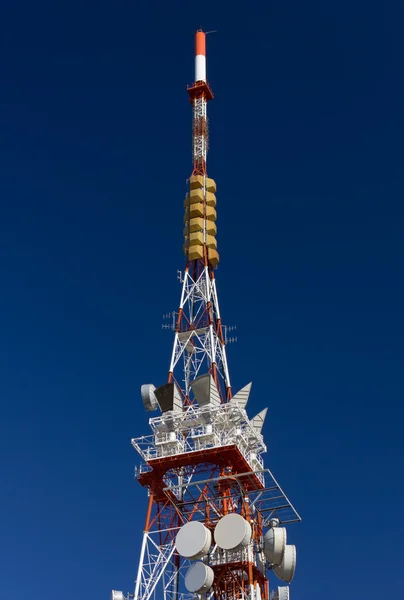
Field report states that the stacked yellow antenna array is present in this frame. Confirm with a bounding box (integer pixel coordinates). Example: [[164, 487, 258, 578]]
[[183, 175, 219, 267]]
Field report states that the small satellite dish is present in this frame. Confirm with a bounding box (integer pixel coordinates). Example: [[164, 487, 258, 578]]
[[273, 545, 296, 583], [214, 513, 252, 550], [175, 521, 212, 560], [184, 561, 214, 593], [263, 527, 287, 566], [141, 384, 158, 412]]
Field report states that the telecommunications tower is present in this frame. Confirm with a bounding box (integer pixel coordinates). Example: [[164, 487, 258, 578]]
[[112, 31, 301, 600]]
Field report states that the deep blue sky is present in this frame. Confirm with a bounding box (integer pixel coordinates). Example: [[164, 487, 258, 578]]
[[1, 1, 403, 598]]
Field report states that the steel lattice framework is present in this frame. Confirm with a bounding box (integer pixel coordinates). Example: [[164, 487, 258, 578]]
[[111, 30, 301, 600], [130, 402, 300, 600], [169, 265, 231, 402]]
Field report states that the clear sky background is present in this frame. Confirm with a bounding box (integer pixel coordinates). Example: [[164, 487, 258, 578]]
[[0, 1, 403, 598]]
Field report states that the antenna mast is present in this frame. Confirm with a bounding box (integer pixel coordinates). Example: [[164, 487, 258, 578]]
[[112, 31, 301, 600], [168, 29, 230, 404]]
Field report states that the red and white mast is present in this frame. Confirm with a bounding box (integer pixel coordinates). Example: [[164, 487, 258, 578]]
[[168, 29, 230, 404], [112, 31, 301, 600], [192, 30, 209, 175], [195, 30, 207, 83]]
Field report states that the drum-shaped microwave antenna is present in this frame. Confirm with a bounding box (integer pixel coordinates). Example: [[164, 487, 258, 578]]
[[175, 521, 212, 560], [141, 384, 158, 412], [111, 592, 125, 600], [214, 513, 252, 550], [184, 562, 214, 594], [263, 526, 287, 566], [273, 545, 296, 583]]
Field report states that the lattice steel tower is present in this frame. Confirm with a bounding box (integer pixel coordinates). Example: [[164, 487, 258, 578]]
[[112, 30, 301, 600]]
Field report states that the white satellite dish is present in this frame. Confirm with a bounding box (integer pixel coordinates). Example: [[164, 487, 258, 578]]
[[141, 384, 158, 412], [273, 545, 296, 583], [111, 592, 125, 600], [175, 521, 212, 560], [184, 561, 214, 593], [214, 513, 252, 550], [263, 527, 287, 565]]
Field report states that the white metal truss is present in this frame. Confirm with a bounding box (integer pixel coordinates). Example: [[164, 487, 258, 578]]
[[129, 399, 300, 600], [192, 96, 207, 167], [132, 464, 300, 600], [133, 528, 215, 600], [132, 403, 267, 484], [169, 266, 231, 395], [161, 469, 302, 527], [133, 532, 176, 600]]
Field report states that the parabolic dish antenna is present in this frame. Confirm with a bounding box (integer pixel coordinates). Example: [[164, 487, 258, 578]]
[[263, 527, 287, 565], [184, 562, 214, 593], [175, 521, 212, 560], [214, 513, 252, 550], [273, 545, 296, 583], [141, 384, 158, 411]]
